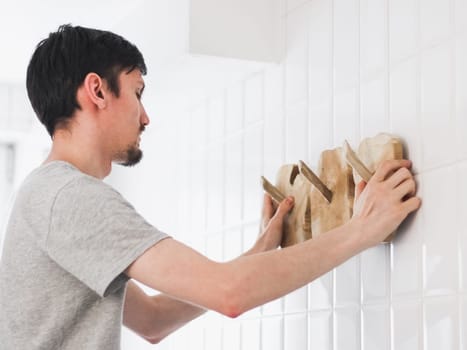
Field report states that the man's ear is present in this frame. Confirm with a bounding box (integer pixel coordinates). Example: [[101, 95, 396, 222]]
[[83, 73, 107, 109]]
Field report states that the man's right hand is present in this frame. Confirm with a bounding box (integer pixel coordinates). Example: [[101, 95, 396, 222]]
[[351, 159, 421, 248]]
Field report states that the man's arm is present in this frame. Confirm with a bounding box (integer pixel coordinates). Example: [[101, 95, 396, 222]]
[[125, 159, 420, 334], [123, 194, 295, 343]]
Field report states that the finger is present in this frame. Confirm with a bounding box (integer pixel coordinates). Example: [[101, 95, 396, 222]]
[[373, 159, 412, 182], [394, 178, 416, 200], [386, 167, 413, 189], [355, 180, 367, 199], [269, 196, 294, 225], [401, 196, 422, 215], [262, 193, 274, 221]]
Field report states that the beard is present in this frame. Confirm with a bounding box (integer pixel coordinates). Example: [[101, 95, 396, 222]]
[[117, 145, 143, 167], [116, 125, 145, 167]]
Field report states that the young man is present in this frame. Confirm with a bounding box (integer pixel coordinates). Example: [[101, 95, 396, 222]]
[[0, 25, 421, 349]]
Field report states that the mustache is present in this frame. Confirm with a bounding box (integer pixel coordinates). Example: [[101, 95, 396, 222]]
[[139, 124, 145, 133]]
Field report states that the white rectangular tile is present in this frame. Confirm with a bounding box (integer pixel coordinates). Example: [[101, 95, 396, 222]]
[[262, 296, 283, 316], [226, 82, 244, 135], [389, 57, 422, 174], [190, 102, 208, 150], [223, 229, 242, 261], [360, 0, 387, 77], [360, 76, 389, 139], [287, 0, 310, 12], [261, 316, 283, 350], [422, 167, 459, 296], [457, 162, 467, 292], [455, 35, 467, 161], [461, 295, 467, 349], [420, 43, 456, 170], [308, 311, 332, 350], [0, 84, 9, 130], [242, 224, 259, 253], [392, 199, 423, 297], [190, 150, 206, 234], [285, 99, 308, 162], [205, 321, 222, 350], [392, 300, 423, 350], [361, 244, 390, 303], [264, 64, 284, 115], [243, 125, 263, 222], [284, 285, 308, 313], [263, 110, 285, 181], [308, 270, 333, 311], [284, 314, 308, 350], [389, 0, 418, 63], [335, 255, 361, 307], [362, 305, 390, 350], [245, 73, 264, 126], [420, 0, 453, 46], [333, 0, 359, 92], [335, 308, 361, 350], [225, 136, 243, 226], [188, 320, 205, 350], [208, 92, 225, 143], [309, 101, 332, 165], [424, 296, 459, 350], [333, 89, 358, 149], [285, 4, 310, 105], [241, 319, 260, 350], [206, 146, 224, 232], [309, 0, 332, 107], [455, 0, 467, 34], [223, 320, 240, 350]]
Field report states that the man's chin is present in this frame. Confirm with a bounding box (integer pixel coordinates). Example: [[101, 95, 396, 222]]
[[116, 147, 143, 167]]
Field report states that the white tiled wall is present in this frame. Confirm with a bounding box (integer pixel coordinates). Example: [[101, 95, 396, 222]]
[[115, 0, 467, 349]]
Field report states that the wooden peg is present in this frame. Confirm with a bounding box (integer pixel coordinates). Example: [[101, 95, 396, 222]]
[[261, 176, 286, 204], [302, 197, 311, 235], [299, 160, 333, 203], [343, 140, 373, 182]]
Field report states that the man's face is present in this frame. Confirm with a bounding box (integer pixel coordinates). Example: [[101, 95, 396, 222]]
[[106, 69, 149, 167]]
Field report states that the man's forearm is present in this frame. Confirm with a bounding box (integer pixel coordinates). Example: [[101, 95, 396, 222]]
[[134, 232, 280, 343], [219, 218, 365, 316]]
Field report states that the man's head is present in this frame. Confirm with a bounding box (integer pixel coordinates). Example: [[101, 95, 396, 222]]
[[26, 24, 148, 166]]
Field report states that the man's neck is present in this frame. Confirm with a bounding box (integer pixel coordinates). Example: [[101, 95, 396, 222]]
[[44, 129, 112, 179]]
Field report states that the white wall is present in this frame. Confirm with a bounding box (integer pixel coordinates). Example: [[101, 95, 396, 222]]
[[0, 0, 465, 349], [111, 0, 467, 349]]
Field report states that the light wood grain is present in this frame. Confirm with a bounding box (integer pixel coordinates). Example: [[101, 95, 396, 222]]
[[274, 164, 312, 247], [309, 148, 355, 238]]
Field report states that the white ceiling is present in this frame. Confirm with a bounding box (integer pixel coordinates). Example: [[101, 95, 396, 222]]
[[0, 0, 269, 113], [0, 0, 177, 83]]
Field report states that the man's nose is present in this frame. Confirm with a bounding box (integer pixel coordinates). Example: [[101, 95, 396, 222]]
[[141, 106, 150, 126]]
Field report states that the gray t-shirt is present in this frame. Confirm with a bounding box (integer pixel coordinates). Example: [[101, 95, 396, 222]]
[[0, 161, 169, 349]]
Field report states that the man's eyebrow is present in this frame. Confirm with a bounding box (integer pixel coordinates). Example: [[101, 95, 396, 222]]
[[138, 81, 145, 93]]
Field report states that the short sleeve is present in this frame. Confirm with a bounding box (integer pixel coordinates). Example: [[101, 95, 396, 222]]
[[47, 176, 169, 297]]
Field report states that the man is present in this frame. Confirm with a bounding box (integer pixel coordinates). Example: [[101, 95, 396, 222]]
[[0, 25, 421, 349]]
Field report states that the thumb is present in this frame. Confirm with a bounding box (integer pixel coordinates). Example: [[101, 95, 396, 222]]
[[355, 180, 367, 199], [270, 196, 294, 224]]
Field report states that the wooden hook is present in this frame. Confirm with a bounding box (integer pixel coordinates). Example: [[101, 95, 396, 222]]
[[299, 160, 333, 203], [261, 176, 286, 204], [302, 196, 311, 235], [343, 140, 373, 182]]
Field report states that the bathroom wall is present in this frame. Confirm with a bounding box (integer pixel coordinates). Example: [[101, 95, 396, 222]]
[[111, 0, 467, 349]]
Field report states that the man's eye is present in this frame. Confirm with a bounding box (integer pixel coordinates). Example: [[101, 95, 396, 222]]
[[136, 92, 142, 100]]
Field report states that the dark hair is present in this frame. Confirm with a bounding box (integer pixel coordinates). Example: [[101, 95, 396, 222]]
[[26, 24, 147, 137]]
